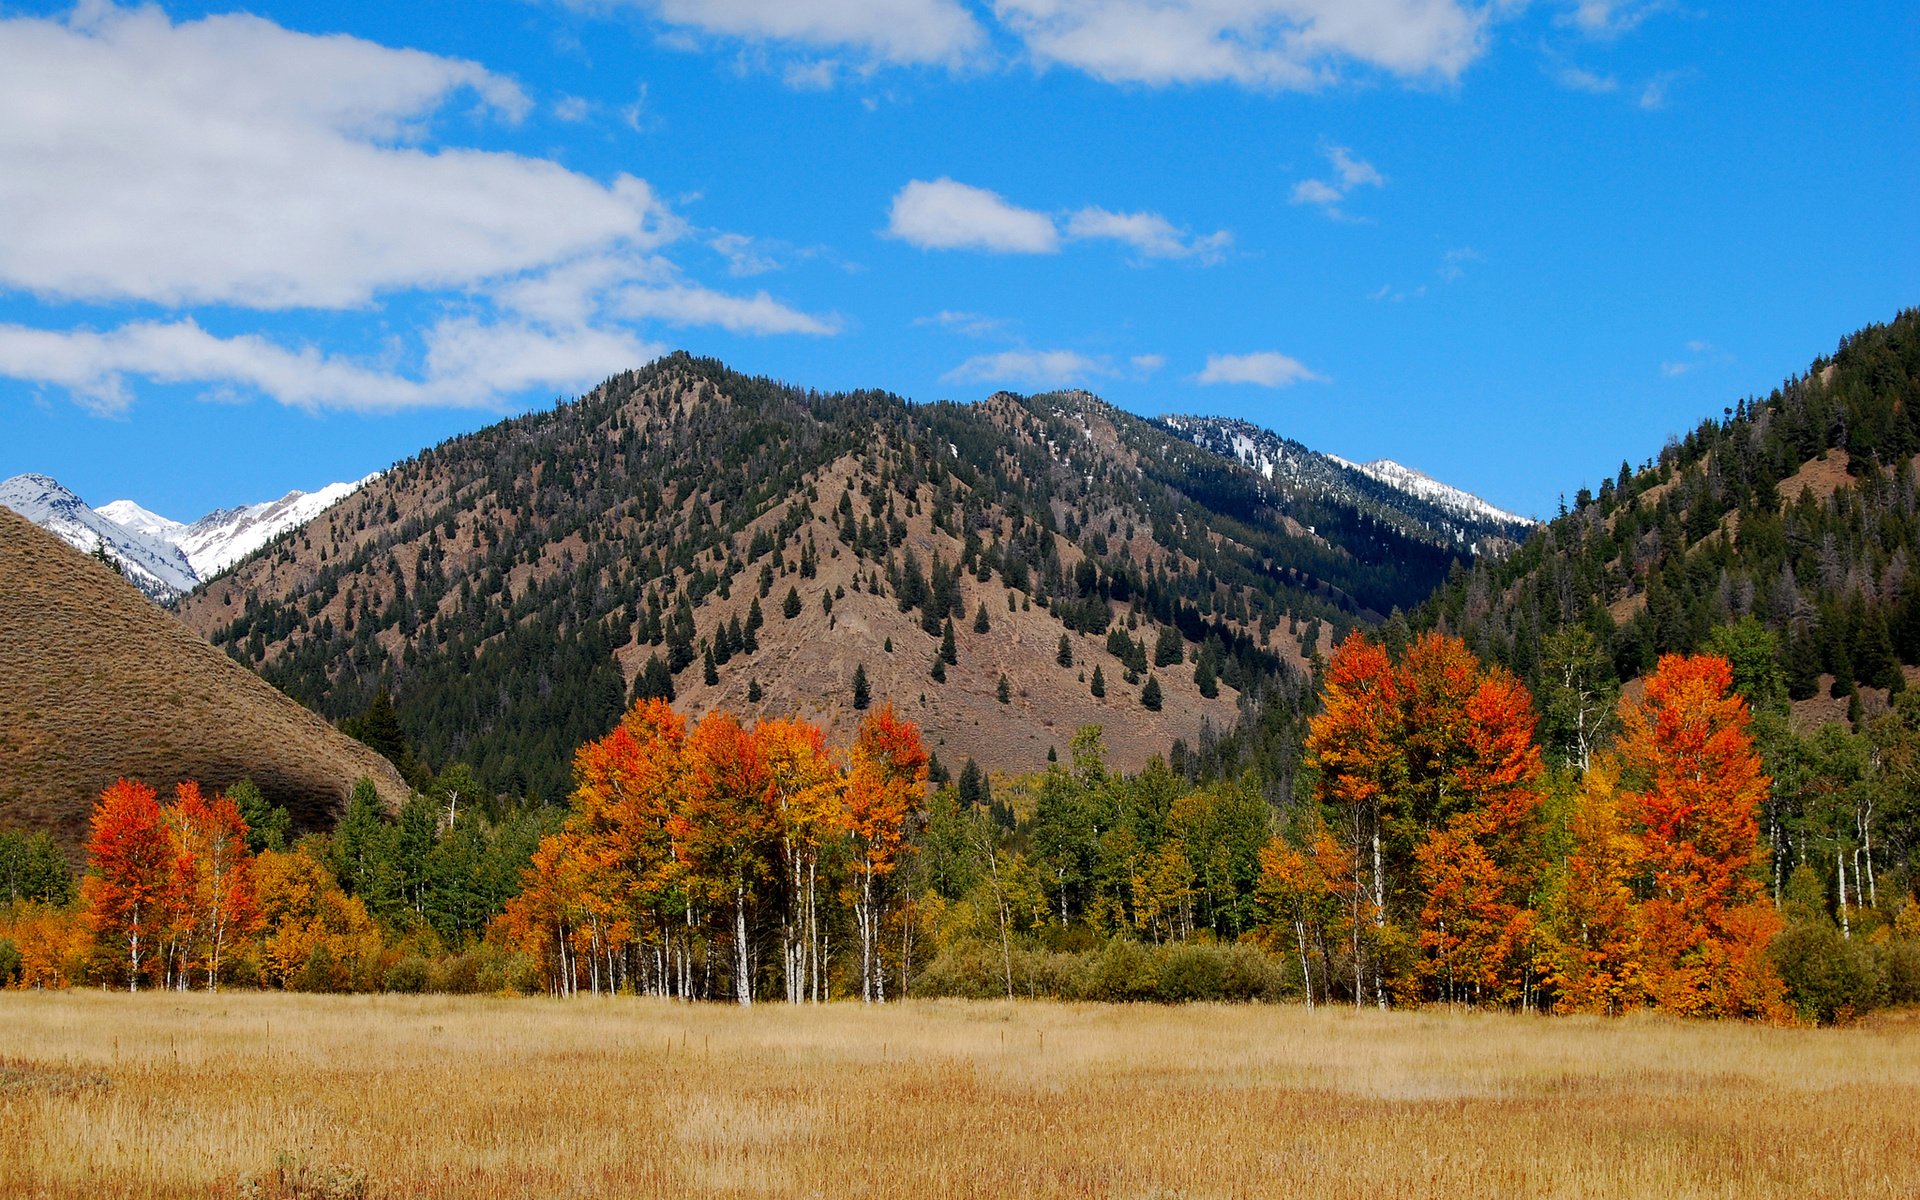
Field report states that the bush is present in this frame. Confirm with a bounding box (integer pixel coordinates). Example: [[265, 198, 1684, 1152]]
[[1773, 919, 1885, 1022], [911, 937, 1291, 1003], [0, 938, 20, 987], [383, 955, 430, 994], [1880, 937, 1920, 1006]]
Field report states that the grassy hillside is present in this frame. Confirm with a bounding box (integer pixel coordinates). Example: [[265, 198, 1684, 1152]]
[[0, 507, 406, 853]]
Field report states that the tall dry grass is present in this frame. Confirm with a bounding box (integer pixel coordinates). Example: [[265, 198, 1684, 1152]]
[[2, 990, 1917, 1198]]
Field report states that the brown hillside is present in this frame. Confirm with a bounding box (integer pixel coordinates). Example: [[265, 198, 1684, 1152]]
[[0, 507, 407, 853]]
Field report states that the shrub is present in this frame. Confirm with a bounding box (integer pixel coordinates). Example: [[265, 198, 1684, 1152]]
[[1773, 919, 1884, 1023], [383, 955, 430, 994], [0, 938, 20, 987]]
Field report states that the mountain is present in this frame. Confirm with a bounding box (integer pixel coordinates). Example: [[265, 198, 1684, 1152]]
[[0, 505, 408, 855], [1421, 308, 1920, 752], [2, 472, 374, 600], [0, 474, 199, 600], [1158, 415, 1533, 555], [173, 355, 1522, 802]]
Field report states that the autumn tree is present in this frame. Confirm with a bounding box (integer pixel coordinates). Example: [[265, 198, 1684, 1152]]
[[1614, 653, 1787, 1019], [82, 779, 177, 991], [844, 705, 929, 1001], [169, 782, 261, 990]]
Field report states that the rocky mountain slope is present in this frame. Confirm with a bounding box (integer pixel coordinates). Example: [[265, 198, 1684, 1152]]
[[174, 356, 1522, 800], [0, 506, 407, 855]]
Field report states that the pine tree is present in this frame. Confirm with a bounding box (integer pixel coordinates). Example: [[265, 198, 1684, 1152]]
[[747, 678, 763, 703], [852, 664, 871, 710], [929, 657, 947, 683], [1154, 625, 1183, 667], [783, 586, 802, 619], [973, 602, 991, 634], [1090, 664, 1106, 698], [1194, 649, 1218, 699], [1057, 634, 1073, 668], [702, 646, 719, 686], [940, 619, 958, 665], [1141, 674, 1163, 711]]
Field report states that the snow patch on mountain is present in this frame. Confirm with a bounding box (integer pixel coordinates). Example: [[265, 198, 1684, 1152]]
[[171, 475, 377, 577], [2, 471, 375, 601], [0, 474, 198, 599], [1327, 456, 1533, 528]]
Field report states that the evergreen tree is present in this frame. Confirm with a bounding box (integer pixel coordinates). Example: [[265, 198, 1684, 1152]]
[[1057, 634, 1074, 668], [852, 663, 871, 710], [957, 757, 989, 808], [940, 618, 959, 665], [1194, 649, 1219, 699], [973, 602, 991, 634], [633, 653, 675, 703], [227, 778, 290, 854], [702, 645, 719, 686], [1154, 625, 1183, 668], [1090, 664, 1106, 698], [747, 678, 763, 703], [930, 657, 947, 683], [1141, 673, 1163, 711], [783, 586, 802, 619]]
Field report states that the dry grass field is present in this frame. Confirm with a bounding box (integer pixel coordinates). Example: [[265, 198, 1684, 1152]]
[[3, 992, 1918, 1199]]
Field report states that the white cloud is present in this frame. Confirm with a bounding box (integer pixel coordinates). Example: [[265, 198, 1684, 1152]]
[[1064, 207, 1231, 261], [0, 6, 676, 310], [1638, 70, 1682, 110], [1130, 353, 1166, 375], [1660, 339, 1731, 378], [993, 0, 1490, 89], [1564, 0, 1665, 37], [914, 310, 1013, 338], [943, 349, 1110, 386], [0, 318, 663, 415], [1196, 351, 1324, 388], [0, 6, 837, 415], [612, 283, 840, 335], [889, 180, 1230, 261], [1439, 245, 1483, 281], [1290, 145, 1385, 219], [625, 0, 986, 65], [1553, 64, 1618, 93], [1289, 179, 1345, 207], [887, 179, 1062, 253]]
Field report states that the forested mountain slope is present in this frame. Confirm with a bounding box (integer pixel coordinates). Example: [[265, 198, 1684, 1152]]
[[174, 356, 1511, 801], [1423, 309, 1920, 753]]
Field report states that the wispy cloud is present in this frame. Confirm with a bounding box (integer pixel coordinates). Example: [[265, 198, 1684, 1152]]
[[1196, 352, 1325, 388], [943, 348, 1110, 387], [1660, 339, 1733, 377], [914, 310, 1012, 338], [1291, 145, 1386, 220]]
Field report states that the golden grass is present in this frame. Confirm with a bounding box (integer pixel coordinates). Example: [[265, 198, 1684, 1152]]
[[3, 992, 1918, 1199]]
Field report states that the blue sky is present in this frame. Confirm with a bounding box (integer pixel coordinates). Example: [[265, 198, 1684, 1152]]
[[1, 0, 1914, 521]]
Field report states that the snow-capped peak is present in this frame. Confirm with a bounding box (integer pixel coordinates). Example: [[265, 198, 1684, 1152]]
[[97, 499, 186, 539], [1328, 456, 1533, 527], [2, 471, 377, 601], [0, 474, 198, 599]]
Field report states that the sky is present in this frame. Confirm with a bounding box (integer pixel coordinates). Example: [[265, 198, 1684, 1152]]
[[0, 1, 1914, 523]]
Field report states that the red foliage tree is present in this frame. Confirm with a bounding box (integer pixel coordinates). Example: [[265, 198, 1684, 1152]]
[[82, 778, 177, 991]]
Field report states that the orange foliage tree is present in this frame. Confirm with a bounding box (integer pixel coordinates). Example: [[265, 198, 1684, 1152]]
[[497, 699, 929, 1003], [81, 779, 177, 991], [844, 705, 929, 1002], [1306, 632, 1546, 1008], [1613, 654, 1786, 1019]]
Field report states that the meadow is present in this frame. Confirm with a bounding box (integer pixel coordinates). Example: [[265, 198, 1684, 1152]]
[[2, 992, 1918, 1199]]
